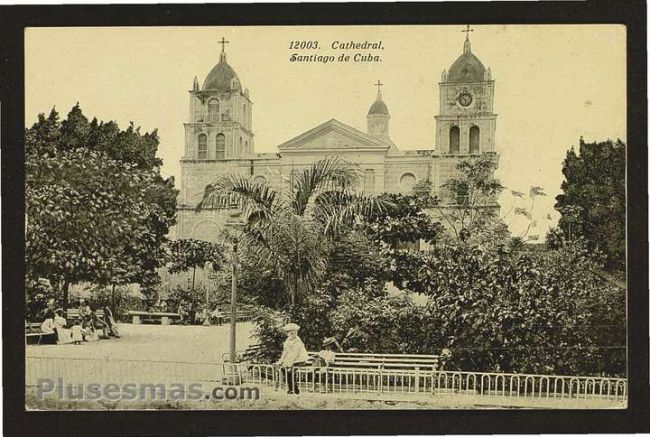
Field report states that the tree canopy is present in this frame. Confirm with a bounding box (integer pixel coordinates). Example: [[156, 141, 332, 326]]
[[25, 105, 177, 305], [554, 138, 626, 271]]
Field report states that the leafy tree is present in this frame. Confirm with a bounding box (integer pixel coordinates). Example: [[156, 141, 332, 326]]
[[387, 242, 625, 376], [197, 155, 388, 308], [25, 105, 177, 305], [434, 153, 504, 243], [555, 138, 626, 271], [166, 239, 226, 292], [26, 149, 164, 305], [358, 190, 443, 248], [331, 284, 433, 354]]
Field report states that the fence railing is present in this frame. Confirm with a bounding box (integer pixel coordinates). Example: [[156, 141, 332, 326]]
[[26, 356, 627, 403], [238, 363, 627, 401], [26, 356, 224, 387]]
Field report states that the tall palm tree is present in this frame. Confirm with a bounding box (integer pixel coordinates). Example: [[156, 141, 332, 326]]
[[196, 155, 387, 307]]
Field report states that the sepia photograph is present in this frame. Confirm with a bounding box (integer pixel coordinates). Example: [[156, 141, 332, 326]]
[[22, 24, 628, 411]]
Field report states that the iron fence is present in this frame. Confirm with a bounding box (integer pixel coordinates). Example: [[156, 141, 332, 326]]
[[239, 363, 627, 401], [26, 356, 627, 403]]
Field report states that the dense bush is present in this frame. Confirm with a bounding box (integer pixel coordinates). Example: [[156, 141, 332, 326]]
[[330, 283, 435, 354], [389, 241, 625, 376], [249, 239, 625, 377]]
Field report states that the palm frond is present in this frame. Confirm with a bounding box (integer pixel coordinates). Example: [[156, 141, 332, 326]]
[[314, 190, 392, 236], [289, 155, 361, 216], [196, 174, 281, 221]]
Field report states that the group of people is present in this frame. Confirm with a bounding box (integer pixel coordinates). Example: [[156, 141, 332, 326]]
[[275, 323, 342, 395], [39, 299, 120, 345]]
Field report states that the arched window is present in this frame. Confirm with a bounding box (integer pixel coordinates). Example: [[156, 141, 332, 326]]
[[469, 126, 480, 153], [193, 221, 220, 242], [449, 126, 460, 153], [238, 137, 243, 156], [400, 173, 417, 194], [252, 175, 267, 185], [245, 140, 249, 153], [215, 133, 225, 160], [364, 169, 376, 194], [197, 134, 208, 159], [208, 98, 219, 114]]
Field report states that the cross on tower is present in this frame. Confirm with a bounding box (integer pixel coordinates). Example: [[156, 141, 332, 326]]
[[462, 25, 474, 40], [374, 80, 383, 93], [218, 36, 229, 53]]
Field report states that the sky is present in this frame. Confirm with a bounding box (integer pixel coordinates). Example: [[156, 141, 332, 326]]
[[25, 25, 626, 240]]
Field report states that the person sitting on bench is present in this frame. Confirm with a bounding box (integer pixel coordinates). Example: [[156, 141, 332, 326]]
[[313, 337, 339, 392], [89, 305, 110, 337], [275, 323, 309, 395], [39, 310, 58, 345], [53, 308, 73, 344]]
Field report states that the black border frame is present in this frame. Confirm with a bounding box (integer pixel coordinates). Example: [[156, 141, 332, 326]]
[[1, 1, 647, 435]]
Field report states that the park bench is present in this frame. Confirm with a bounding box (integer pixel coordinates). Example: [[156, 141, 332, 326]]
[[128, 310, 181, 325], [306, 352, 441, 371], [25, 322, 56, 345], [66, 308, 106, 322], [240, 344, 441, 371]]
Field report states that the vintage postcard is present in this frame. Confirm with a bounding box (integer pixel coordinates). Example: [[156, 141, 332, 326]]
[[23, 24, 628, 411]]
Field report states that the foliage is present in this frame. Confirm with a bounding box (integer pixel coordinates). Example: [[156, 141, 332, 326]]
[[555, 138, 626, 271], [236, 251, 288, 309], [387, 242, 625, 376], [358, 191, 443, 248], [166, 239, 226, 290], [91, 285, 148, 322], [26, 149, 166, 303], [25, 279, 55, 321], [197, 155, 389, 307], [25, 105, 177, 305], [250, 307, 288, 363], [331, 284, 434, 354], [545, 226, 565, 250], [434, 153, 503, 242]]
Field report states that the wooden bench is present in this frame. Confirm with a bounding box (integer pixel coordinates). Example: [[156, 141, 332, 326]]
[[240, 344, 441, 371], [25, 322, 54, 345], [66, 308, 105, 322], [127, 310, 181, 325], [306, 352, 441, 371]]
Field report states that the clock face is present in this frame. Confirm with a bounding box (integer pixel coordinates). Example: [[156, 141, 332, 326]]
[[458, 92, 473, 107]]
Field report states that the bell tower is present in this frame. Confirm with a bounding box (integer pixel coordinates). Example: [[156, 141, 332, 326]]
[[435, 26, 496, 155], [184, 37, 254, 161]]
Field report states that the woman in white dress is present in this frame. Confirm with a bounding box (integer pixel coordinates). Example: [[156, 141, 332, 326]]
[[53, 309, 73, 344]]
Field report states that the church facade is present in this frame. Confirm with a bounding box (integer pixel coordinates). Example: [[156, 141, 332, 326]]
[[171, 32, 498, 243]]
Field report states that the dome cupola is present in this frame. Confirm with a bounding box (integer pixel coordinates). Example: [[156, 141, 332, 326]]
[[367, 80, 391, 143], [202, 38, 242, 92], [446, 26, 487, 83]]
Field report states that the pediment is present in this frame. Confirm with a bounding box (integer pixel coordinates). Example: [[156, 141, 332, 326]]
[[277, 119, 390, 152]]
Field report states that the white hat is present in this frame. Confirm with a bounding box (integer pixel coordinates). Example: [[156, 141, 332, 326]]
[[282, 323, 300, 332]]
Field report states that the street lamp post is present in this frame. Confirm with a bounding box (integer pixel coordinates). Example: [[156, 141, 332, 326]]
[[203, 262, 212, 326], [229, 239, 238, 365]]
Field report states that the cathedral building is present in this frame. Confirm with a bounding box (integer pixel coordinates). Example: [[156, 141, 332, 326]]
[[171, 31, 498, 243]]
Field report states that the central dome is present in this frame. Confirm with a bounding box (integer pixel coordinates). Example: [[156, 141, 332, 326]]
[[202, 53, 240, 92]]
